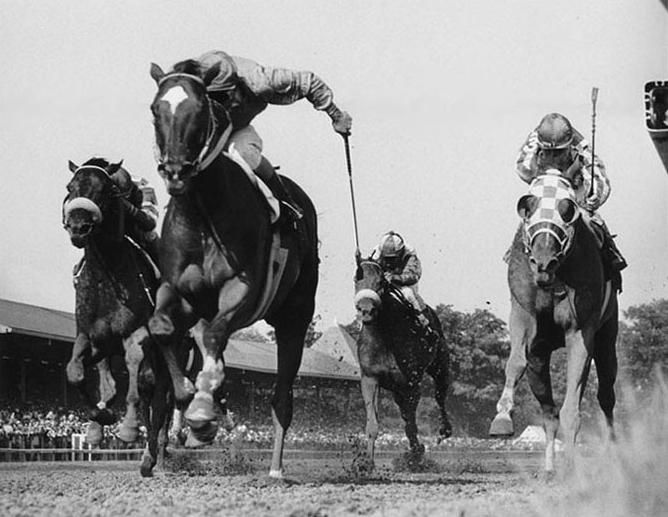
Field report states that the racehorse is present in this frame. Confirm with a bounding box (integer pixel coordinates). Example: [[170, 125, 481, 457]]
[[62, 158, 165, 448], [489, 171, 619, 472], [144, 60, 319, 478], [354, 259, 452, 466]]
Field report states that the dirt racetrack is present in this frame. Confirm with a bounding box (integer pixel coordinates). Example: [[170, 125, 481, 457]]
[[0, 449, 569, 517]]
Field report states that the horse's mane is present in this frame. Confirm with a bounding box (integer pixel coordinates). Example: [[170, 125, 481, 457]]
[[171, 59, 204, 78]]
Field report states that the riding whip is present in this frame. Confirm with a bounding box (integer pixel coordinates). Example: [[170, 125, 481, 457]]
[[342, 134, 361, 260], [589, 87, 599, 197]]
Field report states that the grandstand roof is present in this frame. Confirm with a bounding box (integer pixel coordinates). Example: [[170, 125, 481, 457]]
[[0, 298, 75, 342], [311, 324, 359, 367], [0, 298, 359, 381]]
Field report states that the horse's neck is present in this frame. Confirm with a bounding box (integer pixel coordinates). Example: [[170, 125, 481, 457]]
[[561, 218, 602, 276], [86, 234, 129, 269]]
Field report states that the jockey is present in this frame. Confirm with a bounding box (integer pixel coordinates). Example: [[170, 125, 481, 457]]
[[370, 231, 431, 330], [192, 50, 353, 225], [516, 113, 627, 286], [109, 168, 160, 264]]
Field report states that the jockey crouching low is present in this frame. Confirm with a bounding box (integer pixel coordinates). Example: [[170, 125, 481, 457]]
[[125, 176, 160, 264], [371, 231, 434, 335], [193, 50, 353, 228], [515, 112, 627, 290]]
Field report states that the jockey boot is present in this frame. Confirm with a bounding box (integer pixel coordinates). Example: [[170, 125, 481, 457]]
[[605, 234, 628, 272], [254, 157, 303, 227]]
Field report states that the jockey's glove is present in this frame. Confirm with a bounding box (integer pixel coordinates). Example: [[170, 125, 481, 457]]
[[331, 109, 353, 136]]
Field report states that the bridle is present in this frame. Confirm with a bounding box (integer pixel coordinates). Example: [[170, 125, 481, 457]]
[[153, 73, 232, 177], [521, 174, 579, 263], [63, 165, 121, 228]]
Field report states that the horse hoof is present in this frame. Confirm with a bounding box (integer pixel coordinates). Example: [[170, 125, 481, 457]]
[[489, 413, 514, 437], [118, 425, 139, 443], [140, 457, 155, 478], [86, 422, 103, 446], [185, 397, 216, 424], [185, 422, 217, 448], [66, 360, 84, 384], [148, 313, 174, 337], [190, 421, 218, 445]]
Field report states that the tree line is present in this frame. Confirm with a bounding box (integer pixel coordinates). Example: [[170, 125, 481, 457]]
[[234, 299, 668, 437]]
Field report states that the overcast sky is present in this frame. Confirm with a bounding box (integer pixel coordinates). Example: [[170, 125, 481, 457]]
[[1, 0, 667, 328]]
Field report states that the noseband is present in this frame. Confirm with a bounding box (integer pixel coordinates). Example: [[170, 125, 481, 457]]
[[63, 165, 120, 226], [153, 73, 232, 176]]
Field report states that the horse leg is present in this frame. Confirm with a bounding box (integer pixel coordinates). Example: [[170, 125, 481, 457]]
[[593, 315, 618, 442], [185, 278, 248, 444], [263, 317, 306, 479], [426, 345, 452, 440], [139, 343, 171, 477], [118, 330, 144, 443], [559, 330, 592, 471], [525, 338, 559, 472], [66, 333, 91, 385], [360, 375, 380, 465], [148, 283, 196, 406], [490, 301, 533, 437], [86, 356, 117, 446], [394, 389, 423, 457]]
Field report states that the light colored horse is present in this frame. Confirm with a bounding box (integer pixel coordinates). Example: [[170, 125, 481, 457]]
[[489, 172, 619, 472]]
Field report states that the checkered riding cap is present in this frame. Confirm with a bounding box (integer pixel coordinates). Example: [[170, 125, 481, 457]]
[[536, 113, 574, 150]]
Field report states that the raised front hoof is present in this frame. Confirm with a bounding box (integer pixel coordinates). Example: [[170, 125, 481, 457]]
[[66, 360, 85, 385], [117, 423, 140, 443], [140, 455, 156, 478], [489, 413, 514, 437], [86, 421, 103, 446], [185, 396, 217, 425], [148, 313, 175, 338], [184, 422, 218, 448]]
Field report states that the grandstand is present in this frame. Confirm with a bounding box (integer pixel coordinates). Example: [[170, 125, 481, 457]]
[[0, 298, 360, 407]]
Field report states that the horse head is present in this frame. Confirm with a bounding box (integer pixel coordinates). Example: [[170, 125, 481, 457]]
[[517, 171, 580, 287], [354, 260, 386, 324], [63, 158, 124, 248], [149, 60, 230, 195]]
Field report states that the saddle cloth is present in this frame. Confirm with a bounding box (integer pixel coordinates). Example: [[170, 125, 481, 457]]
[[224, 145, 280, 224]]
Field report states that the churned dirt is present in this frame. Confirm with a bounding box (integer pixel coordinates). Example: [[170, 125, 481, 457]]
[[0, 450, 567, 517]]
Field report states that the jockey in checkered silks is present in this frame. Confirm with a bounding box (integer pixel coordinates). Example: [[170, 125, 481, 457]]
[[370, 231, 432, 330], [178, 50, 353, 227], [515, 112, 627, 288]]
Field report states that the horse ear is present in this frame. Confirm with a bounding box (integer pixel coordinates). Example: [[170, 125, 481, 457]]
[[150, 63, 166, 84], [108, 160, 124, 175], [517, 194, 537, 219], [68, 160, 79, 173], [557, 198, 578, 224]]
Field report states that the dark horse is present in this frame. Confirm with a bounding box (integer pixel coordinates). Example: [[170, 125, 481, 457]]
[[62, 158, 167, 453], [143, 60, 319, 478], [354, 260, 452, 466], [489, 171, 619, 472]]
